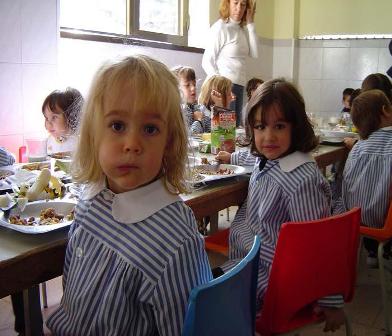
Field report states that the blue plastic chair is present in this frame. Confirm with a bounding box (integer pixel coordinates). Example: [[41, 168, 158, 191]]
[[182, 236, 261, 336]]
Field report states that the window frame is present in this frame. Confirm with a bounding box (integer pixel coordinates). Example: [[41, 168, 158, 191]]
[[128, 0, 189, 45]]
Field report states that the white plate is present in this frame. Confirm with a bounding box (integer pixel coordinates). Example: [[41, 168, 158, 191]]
[[320, 130, 358, 139], [0, 200, 76, 234], [191, 164, 246, 182]]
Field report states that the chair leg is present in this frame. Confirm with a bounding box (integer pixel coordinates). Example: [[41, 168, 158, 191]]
[[344, 314, 352, 336], [41, 282, 48, 309], [378, 242, 392, 336]]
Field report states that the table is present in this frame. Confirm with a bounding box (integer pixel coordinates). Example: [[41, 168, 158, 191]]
[[0, 144, 349, 298]]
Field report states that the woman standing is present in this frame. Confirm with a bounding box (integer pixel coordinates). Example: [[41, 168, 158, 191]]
[[202, 0, 258, 126]]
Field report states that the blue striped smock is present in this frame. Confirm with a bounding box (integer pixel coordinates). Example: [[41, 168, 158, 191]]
[[221, 151, 343, 308], [0, 147, 15, 166], [46, 179, 212, 336], [230, 149, 257, 166], [183, 103, 211, 134], [342, 127, 392, 228]]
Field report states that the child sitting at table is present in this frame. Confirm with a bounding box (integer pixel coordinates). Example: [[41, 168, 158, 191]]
[[171, 65, 210, 134], [46, 55, 212, 335], [0, 147, 15, 166], [42, 87, 84, 154], [341, 89, 392, 267], [215, 78, 346, 332]]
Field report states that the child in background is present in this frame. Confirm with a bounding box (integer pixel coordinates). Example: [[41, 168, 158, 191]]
[[217, 79, 345, 332], [362, 73, 392, 103], [46, 55, 212, 335], [42, 87, 84, 154], [341, 89, 392, 267], [341, 88, 354, 113], [0, 147, 15, 166], [343, 88, 361, 149], [171, 65, 210, 134]]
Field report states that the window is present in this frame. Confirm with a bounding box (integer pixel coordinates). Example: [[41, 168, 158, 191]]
[[60, 0, 189, 45]]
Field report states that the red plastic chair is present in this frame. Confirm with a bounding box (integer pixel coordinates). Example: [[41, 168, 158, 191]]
[[204, 227, 230, 256], [256, 208, 361, 336], [359, 201, 392, 336]]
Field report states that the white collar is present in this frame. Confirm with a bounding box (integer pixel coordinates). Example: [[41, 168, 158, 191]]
[[278, 151, 315, 172], [81, 178, 181, 223], [228, 17, 241, 25], [381, 126, 392, 131]]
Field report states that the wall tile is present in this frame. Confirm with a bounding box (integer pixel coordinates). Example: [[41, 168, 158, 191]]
[[349, 48, 378, 81], [320, 80, 349, 115], [21, 0, 58, 64], [297, 79, 321, 115], [272, 46, 293, 79], [322, 48, 350, 80], [22, 64, 58, 136], [298, 47, 322, 79], [323, 40, 350, 48], [0, 0, 21, 63], [0, 64, 22, 135], [378, 47, 392, 75], [350, 40, 381, 48]]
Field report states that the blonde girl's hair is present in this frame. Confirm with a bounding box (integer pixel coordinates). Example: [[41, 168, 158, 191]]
[[219, 0, 252, 27], [72, 54, 188, 194], [198, 75, 232, 110]]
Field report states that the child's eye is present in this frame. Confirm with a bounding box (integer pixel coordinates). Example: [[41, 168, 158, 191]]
[[275, 123, 286, 130], [254, 124, 265, 130], [110, 121, 125, 132], [144, 125, 159, 135]]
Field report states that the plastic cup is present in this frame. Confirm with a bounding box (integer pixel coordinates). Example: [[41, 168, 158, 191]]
[[26, 138, 48, 162]]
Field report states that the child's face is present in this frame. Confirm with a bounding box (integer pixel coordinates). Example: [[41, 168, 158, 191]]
[[180, 77, 197, 104], [253, 104, 292, 160], [98, 86, 169, 194], [343, 95, 351, 109], [43, 106, 68, 138]]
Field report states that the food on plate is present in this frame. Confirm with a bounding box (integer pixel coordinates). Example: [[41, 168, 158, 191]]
[[0, 194, 13, 208], [8, 207, 74, 226], [193, 166, 234, 176], [54, 159, 71, 174], [49, 151, 72, 159], [201, 157, 209, 165], [22, 162, 50, 171], [26, 168, 52, 201]]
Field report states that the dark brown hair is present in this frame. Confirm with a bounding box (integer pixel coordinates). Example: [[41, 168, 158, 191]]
[[171, 65, 196, 82], [42, 87, 84, 133], [246, 78, 318, 156], [362, 73, 392, 103], [342, 88, 354, 98], [351, 89, 392, 139], [348, 88, 361, 107], [246, 77, 264, 100]]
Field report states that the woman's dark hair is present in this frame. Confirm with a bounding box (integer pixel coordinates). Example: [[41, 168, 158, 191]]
[[246, 78, 318, 156], [42, 87, 84, 133], [362, 73, 392, 103], [246, 77, 264, 100], [171, 65, 196, 82], [351, 89, 391, 139]]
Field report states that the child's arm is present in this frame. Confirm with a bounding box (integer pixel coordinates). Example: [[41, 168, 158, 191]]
[[0, 147, 15, 166]]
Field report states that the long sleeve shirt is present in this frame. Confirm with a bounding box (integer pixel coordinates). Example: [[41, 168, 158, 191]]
[[342, 126, 392, 228], [47, 179, 212, 336], [183, 104, 211, 134], [202, 18, 259, 86], [221, 152, 343, 309], [0, 147, 15, 166]]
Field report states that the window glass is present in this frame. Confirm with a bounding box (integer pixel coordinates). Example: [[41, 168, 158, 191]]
[[139, 0, 179, 35]]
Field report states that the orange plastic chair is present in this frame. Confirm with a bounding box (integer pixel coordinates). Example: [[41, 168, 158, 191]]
[[360, 201, 392, 336], [256, 208, 361, 336], [204, 227, 230, 256]]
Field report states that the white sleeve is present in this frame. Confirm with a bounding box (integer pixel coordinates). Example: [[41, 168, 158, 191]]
[[246, 23, 259, 58], [202, 21, 225, 77]]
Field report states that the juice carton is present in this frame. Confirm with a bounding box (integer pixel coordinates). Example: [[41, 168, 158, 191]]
[[210, 106, 236, 154]]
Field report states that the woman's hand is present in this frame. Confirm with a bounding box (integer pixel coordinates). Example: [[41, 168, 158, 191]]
[[216, 151, 231, 164], [193, 110, 204, 121], [314, 306, 346, 332], [246, 0, 256, 24]]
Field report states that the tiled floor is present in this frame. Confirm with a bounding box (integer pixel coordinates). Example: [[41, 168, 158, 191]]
[[0, 207, 390, 335]]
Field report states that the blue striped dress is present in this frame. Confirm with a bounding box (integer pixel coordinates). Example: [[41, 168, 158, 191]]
[[0, 147, 15, 166], [46, 179, 212, 336], [342, 126, 392, 228], [230, 149, 256, 166], [221, 151, 343, 308]]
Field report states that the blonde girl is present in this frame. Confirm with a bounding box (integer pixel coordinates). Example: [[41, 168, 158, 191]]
[[47, 55, 212, 336]]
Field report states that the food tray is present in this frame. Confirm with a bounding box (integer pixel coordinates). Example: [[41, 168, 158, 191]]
[[0, 200, 76, 234]]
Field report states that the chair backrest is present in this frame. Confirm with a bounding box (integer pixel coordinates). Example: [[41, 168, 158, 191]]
[[257, 208, 361, 335], [182, 236, 261, 336]]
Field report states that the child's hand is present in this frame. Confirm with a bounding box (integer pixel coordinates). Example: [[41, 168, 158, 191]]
[[211, 89, 224, 107], [216, 151, 231, 164], [314, 306, 346, 332], [193, 110, 204, 121], [343, 137, 357, 149]]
